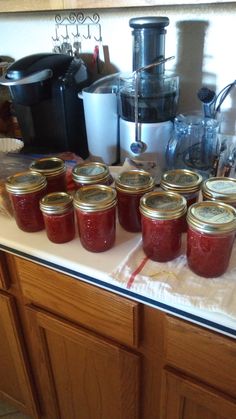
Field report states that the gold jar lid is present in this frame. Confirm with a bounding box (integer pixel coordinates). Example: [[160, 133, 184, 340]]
[[72, 162, 110, 184], [201, 177, 236, 203], [187, 201, 236, 234], [6, 171, 47, 194], [73, 185, 117, 212], [40, 192, 73, 215], [115, 170, 155, 194], [30, 157, 66, 178], [140, 190, 187, 220], [161, 169, 203, 194]]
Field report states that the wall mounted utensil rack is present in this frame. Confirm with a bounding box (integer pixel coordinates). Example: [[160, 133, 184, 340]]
[[52, 12, 102, 56]]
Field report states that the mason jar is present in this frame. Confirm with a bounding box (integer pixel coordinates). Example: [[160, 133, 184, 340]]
[[201, 176, 236, 208], [72, 161, 112, 190], [187, 201, 236, 277], [30, 157, 67, 194], [140, 190, 187, 262], [6, 171, 47, 232], [115, 169, 155, 232], [73, 185, 117, 252], [40, 192, 75, 244]]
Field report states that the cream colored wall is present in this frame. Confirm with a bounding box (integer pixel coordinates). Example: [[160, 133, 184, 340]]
[[0, 3, 235, 118]]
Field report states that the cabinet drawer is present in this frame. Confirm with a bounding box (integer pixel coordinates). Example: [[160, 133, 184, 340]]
[[14, 256, 139, 348], [0, 251, 10, 290], [165, 315, 236, 397]]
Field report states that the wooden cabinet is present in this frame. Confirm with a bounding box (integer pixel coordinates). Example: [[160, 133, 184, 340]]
[[0, 252, 38, 417], [0, 0, 234, 13], [1, 251, 236, 419], [25, 305, 140, 419], [161, 369, 236, 419]]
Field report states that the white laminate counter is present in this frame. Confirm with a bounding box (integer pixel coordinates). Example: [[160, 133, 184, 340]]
[[1, 214, 236, 339]]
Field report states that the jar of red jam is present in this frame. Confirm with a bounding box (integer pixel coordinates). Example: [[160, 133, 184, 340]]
[[161, 169, 203, 207], [40, 192, 75, 243], [30, 157, 67, 194], [72, 161, 112, 190], [140, 191, 187, 262], [201, 177, 236, 207], [115, 169, 155, 232], [73, 185, 117, 252], [187, 201, 236, 277], [6, 171, 47, 232]]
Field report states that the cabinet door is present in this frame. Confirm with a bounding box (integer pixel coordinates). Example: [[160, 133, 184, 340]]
[[0, 0, 64, 12], [0, 252, 10, 290], [26, 306, 140, 419], [0, 292, 38, 417], [161, 369, 236, 419]]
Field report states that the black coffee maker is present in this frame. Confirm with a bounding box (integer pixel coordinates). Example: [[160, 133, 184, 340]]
[[0, 53, 90, 158]]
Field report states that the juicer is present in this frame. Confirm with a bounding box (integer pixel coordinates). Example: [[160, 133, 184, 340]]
[[119, 17, 179, 173], [81, 16, 179, 170]]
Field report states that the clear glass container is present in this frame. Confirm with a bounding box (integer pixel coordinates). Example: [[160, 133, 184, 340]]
[[72, 161, 112, 189], [73, 185, 117, 252], [30, 157, 67, 194], [115, 169, 155, 232], [6, 171, 47, 232], [140, 190, 187, 262], [166, 113, 219, 178], [187, 201, 236, 277], [40, 192, 75, 243]]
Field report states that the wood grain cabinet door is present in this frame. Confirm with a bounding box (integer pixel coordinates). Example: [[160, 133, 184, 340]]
[[161, 369, 236, 419], [0, 292, 38, 417], [26, 306, 140, 419]]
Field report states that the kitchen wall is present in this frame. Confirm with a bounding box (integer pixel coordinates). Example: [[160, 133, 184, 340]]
[[0, 3, 236, 128]]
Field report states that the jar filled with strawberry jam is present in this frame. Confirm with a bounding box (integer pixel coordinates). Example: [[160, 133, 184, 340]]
[[30, 157, 67, 194], [72, 161, 112, 190], [40, 192, 75, 243], [6, 171, 47, 232], [140, 191, 187, 262], [73, 185, 117, 252], [115, 170, 155, 232], [201, 177, 236, 208], [161, 169, 203, 207], [187, 201, 236, 277]]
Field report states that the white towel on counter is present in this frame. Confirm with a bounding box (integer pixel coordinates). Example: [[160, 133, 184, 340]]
[[111, 234, 236, 322]]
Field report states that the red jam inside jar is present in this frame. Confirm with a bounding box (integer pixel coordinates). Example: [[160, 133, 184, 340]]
[[201, 177, 236, 208], [72, 161, 112, 190], [40, 192, 75, 243], [187, 201, 236, 278], [161, 169, 202, 231], [6, 171, 47, 232], [140, 191, 187, 262], [30, 157, 67, 194], [115, 169, 154, 232], [73, 185, 117, 252]]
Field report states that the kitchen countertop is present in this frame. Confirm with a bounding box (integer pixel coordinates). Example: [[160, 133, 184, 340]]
[[1, 212, 236, 340]]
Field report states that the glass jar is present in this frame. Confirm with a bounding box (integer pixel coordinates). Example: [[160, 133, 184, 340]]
[[72, 161, 112, 190], [140, 191, 187, 262], [29, 157, 67, 194], [161, 169, 202, 207], [187, 201, 236, 277], [161, 168, 203, 232], [40, 192, 75, 244], [201, 177, 236, 208], [73, 185, 117, 252], [115, 169, 155, 232], [6, 171, 47, 232]]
